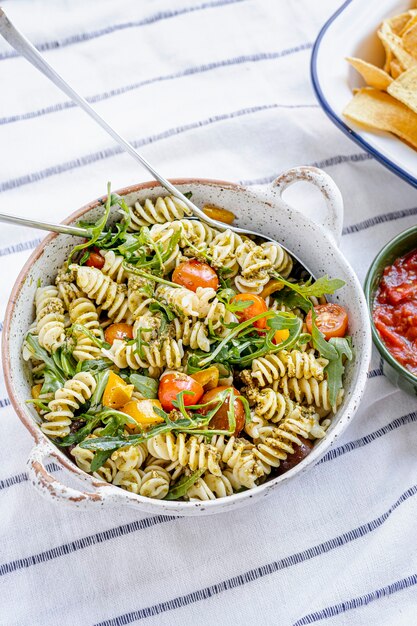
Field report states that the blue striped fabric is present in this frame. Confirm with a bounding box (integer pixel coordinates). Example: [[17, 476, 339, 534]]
[[1, 0, 416, 624]]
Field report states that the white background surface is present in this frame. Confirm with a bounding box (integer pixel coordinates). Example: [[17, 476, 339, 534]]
[[0, 1, 416, 625]]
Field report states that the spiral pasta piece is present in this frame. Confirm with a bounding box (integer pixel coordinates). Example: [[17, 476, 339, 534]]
[[41, 372, 97, 438], [128, 195, 191, 230], [69, 297, 102, 361], [35, 286, 66, 352], [139, 463, 171, 499], [276, 376, 344, 413], [251, 387, 297, 422], [107, 334, 183, 370], [71, 265, 129, 323], [208, 229, 244, 277], [111, 443, 148, 472], [156, 284, 200, 317], [55, 265, 83, 309], [261, 241, 293, 278], [150, 218, 217, 251], [210, 435, 264, 488], [251, 350, 328, 387], [147, 432, 222, 476], [186, 472, 234, 501], [170, 318, 210, 352], [71, 443, 117, 483], [254, 411, 324, 473], [99, 249, 128, 283], [113, 469, 144, 494]]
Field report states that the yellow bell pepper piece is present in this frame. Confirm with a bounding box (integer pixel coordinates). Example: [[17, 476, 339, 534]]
[[260, 279, 284, 298], [122, 399, 164, 431], [31, 383, 42, 399], [202, 204, 235, 225], [191, 366, 219, 390], [102, 371, 134, 409], [274, 329, 290, 344]]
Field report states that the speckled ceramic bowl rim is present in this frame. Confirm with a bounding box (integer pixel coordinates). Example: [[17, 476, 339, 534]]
[[364, 223, 417, 387], [2, 176, 370, 512]]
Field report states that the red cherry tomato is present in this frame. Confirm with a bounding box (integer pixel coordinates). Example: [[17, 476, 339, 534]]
[[104, 323, 134, 345], [86, 247, 105, 269], [172, 260, 219, 292], [231, 293, 268, 329], [199, 386, 245, 436], [158, 372, 204, 412], [306, 303, 348, 340]]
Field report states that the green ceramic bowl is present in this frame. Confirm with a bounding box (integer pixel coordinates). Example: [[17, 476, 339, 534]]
[[364, 224, 417, 396]]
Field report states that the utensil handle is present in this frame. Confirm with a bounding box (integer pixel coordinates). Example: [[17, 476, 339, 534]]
[[271, 166, 344, 245], [27, 440, 112, 507], [0, 8, 211, 225], [0, 211, 90, 237]]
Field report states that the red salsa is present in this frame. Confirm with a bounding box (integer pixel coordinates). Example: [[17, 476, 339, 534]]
[[373, 249, 417, 375]]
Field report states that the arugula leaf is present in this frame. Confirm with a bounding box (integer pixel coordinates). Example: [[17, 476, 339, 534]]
[[164, 469, 204, 500], [77, 358, 113, 374], [41, 369, 62, 395], [129, 374, 158, 399], [69, 181, 112, 262], [25, 334, 66, 387], [89, 370, 110, 410], [272, 273, 345, 300], [71, 324, 109, 350], [325, 337, 353, 407], [57, 414, 102, 447], [90, 418, 122, 472], [149, 300, 176, 322], [273, 287, 311, 313]]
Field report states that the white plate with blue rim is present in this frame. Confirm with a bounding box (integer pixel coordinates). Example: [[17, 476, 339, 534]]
[[311, 0, 417, 189]]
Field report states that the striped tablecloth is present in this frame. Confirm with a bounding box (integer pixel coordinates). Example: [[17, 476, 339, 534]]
[[1, 1, 416, 624]]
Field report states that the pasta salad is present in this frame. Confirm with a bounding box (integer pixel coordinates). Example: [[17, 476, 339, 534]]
[[23, 186, 352, 501]]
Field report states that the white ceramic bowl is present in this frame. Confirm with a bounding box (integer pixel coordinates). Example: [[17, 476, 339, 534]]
[[2, 167, 372, 516], [312, 0, 417, 188]]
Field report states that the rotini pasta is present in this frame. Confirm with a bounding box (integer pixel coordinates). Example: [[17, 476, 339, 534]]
[[128, 195, 191, 229], [41, 372, 96, 438], [251, 350, 328, 387], [69, 297, 102, 361], [71, 264, 130, 323], [35, 286, 66, 352], [24, 189, 351, 501]]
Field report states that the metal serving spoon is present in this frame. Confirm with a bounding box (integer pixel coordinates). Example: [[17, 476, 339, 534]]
[[0, 7, 282, 246]]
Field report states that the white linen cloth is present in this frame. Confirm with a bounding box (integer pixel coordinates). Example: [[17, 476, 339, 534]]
[[0, 1, 416, 624]]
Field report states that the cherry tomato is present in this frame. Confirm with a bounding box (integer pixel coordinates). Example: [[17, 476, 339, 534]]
[[104, 323, 134, 345], [86, 247, 105, 269], [199, 386, 245, 436], [172, 260, 219, 292], [306, 303, 348, 340], [231, 293, 268, 329], [277, 437, 313, 474], [158, 372, 204, 412]]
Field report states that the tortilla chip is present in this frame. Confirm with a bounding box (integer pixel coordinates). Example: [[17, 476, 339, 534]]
[[399, 11, 417, 36], [343, 87, 417, 149], [346, 57, 393, 90], [386, 11, 415, 35], [387, 66, 417, 114], [390, 58, 404, 79], [378, 30, 417, 70], [402, 22, 417, 58], [379, 21, 393, 72]]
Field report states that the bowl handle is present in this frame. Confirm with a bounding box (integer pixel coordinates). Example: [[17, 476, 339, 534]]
[[271, 166, 344, 245], [26, 440, 111, 507]]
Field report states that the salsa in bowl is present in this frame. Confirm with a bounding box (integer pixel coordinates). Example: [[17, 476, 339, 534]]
[[365, 224, 417, 395]]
